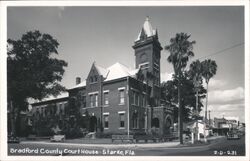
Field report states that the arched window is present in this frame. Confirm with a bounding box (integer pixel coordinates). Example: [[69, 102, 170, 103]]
[[152, 118, 160, 128]]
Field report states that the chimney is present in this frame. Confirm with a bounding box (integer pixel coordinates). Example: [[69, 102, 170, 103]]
[[76, 77, 81, 85]]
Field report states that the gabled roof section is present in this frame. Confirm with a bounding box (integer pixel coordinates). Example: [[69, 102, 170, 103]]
[[129, 68, 140, 76], [135, 16, 157, 42], [95, 64, 109, 78], [41, 92, 69, 102], [68, 62, 140, 90], [31, 92, 69, 105], [105, 62, 132, 81], [68, 80, 86, 90]]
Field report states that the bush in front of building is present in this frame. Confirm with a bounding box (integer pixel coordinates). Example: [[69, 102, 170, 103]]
[[36, 127, 54, 137], [63, 127, 83, 139], [96, 132, 130, 138]]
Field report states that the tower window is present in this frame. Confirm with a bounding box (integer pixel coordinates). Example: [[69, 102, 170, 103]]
[[153, 63, 160, 71], [140, 53, 147, 62]]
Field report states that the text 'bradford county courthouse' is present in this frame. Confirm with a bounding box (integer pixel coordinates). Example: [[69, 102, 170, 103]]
[[31, 17, 174, 137]]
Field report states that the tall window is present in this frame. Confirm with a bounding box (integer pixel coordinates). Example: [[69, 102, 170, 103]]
[[104, 92, 109, 105], [119, 89, 125, 105], [104, 115, 109, 128], [132, 112, 139, 129], [82, 96, 86, 107], [90, 95, 94, 107], [152, 118, 160, 128], [41, 107, 45, 117], [61, 103, 65, 115], [135, 92, 139, 106], [142, 95, 146, 107], [90, 76, 98, 83], [95, 94, 98, 107], [119, 113, 125, 128], [132, 91, 139, 106], [90, 93, 98, 107], [131, 91, 135, 105], [59, 103, 63, 116]]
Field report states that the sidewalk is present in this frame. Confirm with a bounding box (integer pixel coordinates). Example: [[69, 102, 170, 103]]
[[21, 136, 225, 149]]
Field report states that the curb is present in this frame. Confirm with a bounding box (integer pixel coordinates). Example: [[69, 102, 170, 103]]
[[19, 136, 224, 149]]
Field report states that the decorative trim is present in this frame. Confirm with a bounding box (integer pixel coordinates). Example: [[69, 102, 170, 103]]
[[118, 87, 125, 91], [139, 62, 149, 67], [103, 90, 109, 93], [154, 62, 159, 67], [119, 127, 125, 129], [88, 91, 99, 95]]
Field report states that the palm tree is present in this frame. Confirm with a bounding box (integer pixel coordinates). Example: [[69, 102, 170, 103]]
[[201, 59, 217, 122], [189, 60, 203, 142], [165, 33, 195, 144], [201, 59, 217, 142]]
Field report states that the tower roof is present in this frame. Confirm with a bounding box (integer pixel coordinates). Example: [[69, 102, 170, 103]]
[[135, 16, 157, 41]]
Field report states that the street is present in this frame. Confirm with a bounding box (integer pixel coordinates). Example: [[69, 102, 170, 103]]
[[8, 136, 245, 156], [135, 136, 245, 156]]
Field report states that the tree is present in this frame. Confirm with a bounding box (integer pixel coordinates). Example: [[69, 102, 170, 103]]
[[188, 60, 203, 141], [161, 73, 206, 123], [7, 30, 68, 136], [165, 32, 196, 144], [201, 59, 217, 122]]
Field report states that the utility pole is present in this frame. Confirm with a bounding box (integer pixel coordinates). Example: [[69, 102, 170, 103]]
[[126, 77, 130, 137], [208, 110, 211, 126], [100, 77, 104, 133]]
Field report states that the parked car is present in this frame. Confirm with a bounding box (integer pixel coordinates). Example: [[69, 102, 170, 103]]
[[50, 135, 65, 142], [227, 130, 240, 140], [8, 134, 20, 143]]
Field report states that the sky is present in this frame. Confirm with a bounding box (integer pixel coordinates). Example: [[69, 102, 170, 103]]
[[7, 6, 245, 122]]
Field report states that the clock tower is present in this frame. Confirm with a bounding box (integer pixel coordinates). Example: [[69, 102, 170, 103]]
[[133, 17, 162, 106]]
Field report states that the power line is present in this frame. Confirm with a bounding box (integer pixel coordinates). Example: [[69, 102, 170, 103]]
[[196, 42, 244, 60], [209, 109, 244, 112]]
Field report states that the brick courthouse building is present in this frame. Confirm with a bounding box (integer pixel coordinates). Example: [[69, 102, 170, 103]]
[[31, 17, 174, 137]]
